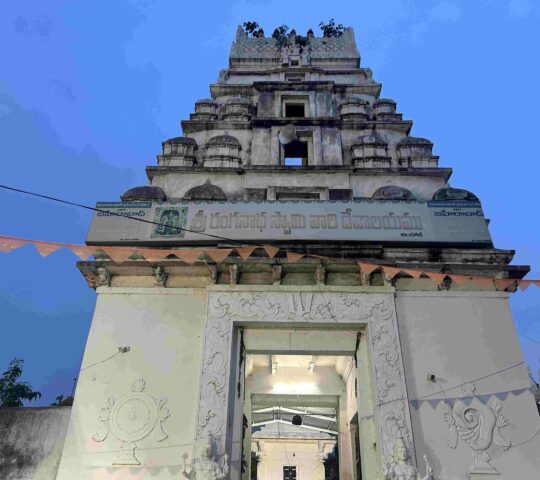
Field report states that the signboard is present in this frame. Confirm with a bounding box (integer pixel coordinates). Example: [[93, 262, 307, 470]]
[[86, 200, 492, 245]]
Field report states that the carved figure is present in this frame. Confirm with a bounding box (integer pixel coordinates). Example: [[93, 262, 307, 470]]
[[383, 437, 434, 480], [443, 399, 511, 473], [153, 266, 168, 287], [96, 267, 111, 287], [183, 434, 229, 480], [280, 30, 310, 66]]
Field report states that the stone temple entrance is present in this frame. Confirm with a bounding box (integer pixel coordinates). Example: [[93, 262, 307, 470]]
[[197, 288, 414, 480]]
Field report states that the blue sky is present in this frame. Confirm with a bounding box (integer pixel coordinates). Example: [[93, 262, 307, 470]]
[[1, 0, 539, 405]]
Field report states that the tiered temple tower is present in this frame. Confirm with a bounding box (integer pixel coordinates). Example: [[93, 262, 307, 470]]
[[55, 26, 540, 480]]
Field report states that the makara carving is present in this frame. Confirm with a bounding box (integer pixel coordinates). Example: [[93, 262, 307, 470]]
[[182, 434, 229, 480], [383, 437, 435, 480], [442, 398, 511, 473], [92, 378, 170, 465]]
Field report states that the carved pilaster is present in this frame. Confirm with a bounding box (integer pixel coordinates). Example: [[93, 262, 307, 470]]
[[368, 295, 416, 465]]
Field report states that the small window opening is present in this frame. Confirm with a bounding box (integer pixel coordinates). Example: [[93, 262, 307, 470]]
[[286, 74, 304, 82], [283, 466, 297, 480], [283, 140, 308, 166], [285, 103, 305, 118], [276, 192, 320, 200], [290, 59, 299, 66]]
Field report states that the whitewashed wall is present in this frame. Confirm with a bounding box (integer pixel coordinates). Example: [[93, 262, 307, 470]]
[[395, 291, 540, 479], [56, 288, 207, 480]]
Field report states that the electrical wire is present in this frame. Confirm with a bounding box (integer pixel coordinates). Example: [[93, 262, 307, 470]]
[[0, 183, 259, 246]]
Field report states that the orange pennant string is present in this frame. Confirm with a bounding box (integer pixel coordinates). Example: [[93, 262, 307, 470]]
[[205, 248, 233, 263], [236, 246, 257, 260], [69, 245, 96, 260], [140, 249, 171, 262], [403, 269, 422, 279], [383, 266, 402, 279], [494, 279, 516, 291], [287, 251, 305, 263], [0, 237, 27, 252], [449, 274, 471, 286], [264, 246, 280, 258], [101, 247, 138, 263], [426, 272, 446, 284], [358, 262, 380, 275], [33, 241, 62, 257], [470, 277, 494, 288], [176, 249, 204, 264], [519, 280, 533, 291]]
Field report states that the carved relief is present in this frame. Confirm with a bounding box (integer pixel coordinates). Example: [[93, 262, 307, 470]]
[[368, 295, 415, 462], [198, 290, 416, 475], [92, 378, 170, 465], [96, 267, 111, 287], [153, 266, 168, 287], [442, 398, 511, 473], [315, 264, 326, 286], [182, 434, 229, 480], [272, 265, 282, 285], [383, 437, 435, 480], [83, 266, 111, 288]]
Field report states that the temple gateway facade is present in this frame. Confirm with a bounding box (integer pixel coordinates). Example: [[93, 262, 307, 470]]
[[54, 26, 539, 480]]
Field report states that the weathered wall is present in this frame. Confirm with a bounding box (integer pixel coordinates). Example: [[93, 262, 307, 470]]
[[55, 287, 207, 480], [0, 406, 71, 480], [395, 291, 540, 479]]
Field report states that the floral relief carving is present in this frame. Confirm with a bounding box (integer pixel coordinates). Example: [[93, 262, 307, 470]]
[[198, 290, 416, 472], [92, 378, 169, 465], [368, 294, 415, 463], [442, 398, 511, 473]]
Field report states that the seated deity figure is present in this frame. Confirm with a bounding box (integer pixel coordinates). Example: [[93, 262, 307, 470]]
[[182, 434, 229, 480], [383, 437, 435, 480], [280, 30, 309, 66]]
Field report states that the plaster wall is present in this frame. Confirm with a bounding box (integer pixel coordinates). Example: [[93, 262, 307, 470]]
[[56, 287, 207, 480], [253, 439, 333, 480], [349, 174, 446, 200], [395, 291, 540, 479], [0, 406, 71, 480]]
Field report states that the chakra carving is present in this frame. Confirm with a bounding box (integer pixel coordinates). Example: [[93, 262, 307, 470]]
[[442, 398, 511, 473], [92, 378, 170, 465], [198, 290, 417, 471]]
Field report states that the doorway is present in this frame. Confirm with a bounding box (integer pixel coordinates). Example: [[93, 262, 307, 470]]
[[239, 337, 366, 480]]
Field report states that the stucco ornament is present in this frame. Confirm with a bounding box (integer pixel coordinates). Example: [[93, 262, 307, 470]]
[[182, 434, 229, 480], [92, 378, 170, 465], [383, 437, 434, 480], [442, 398, 511, 473], [198, 291, 415, 469]]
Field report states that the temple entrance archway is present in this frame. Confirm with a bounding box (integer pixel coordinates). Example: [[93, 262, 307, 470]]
[[196, 289, 416, 480]]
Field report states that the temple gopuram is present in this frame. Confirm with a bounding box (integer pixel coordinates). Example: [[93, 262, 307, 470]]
[[51, 24, 540, 480]]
